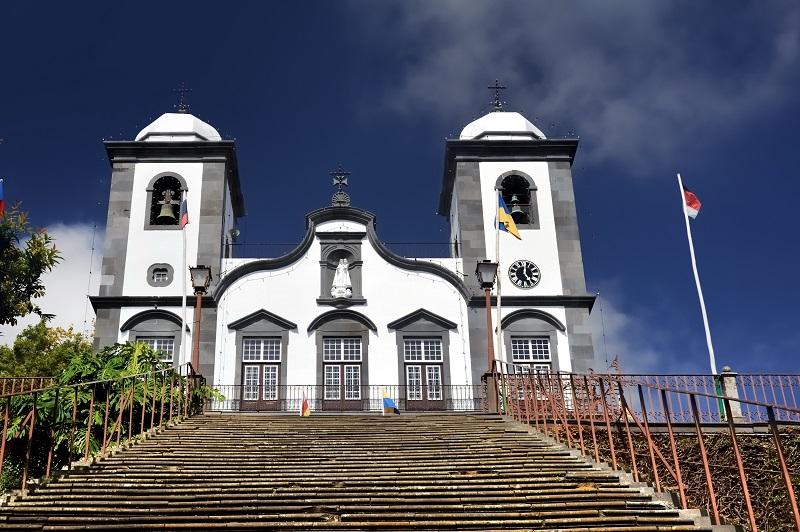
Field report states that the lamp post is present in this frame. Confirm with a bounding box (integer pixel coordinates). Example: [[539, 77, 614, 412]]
[[475, 260, 499, 371], [189, 265, 212, 372]]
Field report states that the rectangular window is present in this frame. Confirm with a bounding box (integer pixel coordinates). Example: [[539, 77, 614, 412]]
[[242, 338, 281, 362], [262, 365, 278, 401], [152, 269, 168, 283], [426, 365, 442, 400], [243, 365, 260, 401], [137, 337, 175, 363], [344, 365, 361, 400], [323, 338, 362, 362], [403, 339, 443, 362], [406, 365, 422, 401], [324, 365, 340, 400], [511, 337, 551, 362]]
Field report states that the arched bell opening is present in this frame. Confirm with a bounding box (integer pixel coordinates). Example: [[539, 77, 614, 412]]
[[148, 175, 185, 227], [499, 174, 533, 226]]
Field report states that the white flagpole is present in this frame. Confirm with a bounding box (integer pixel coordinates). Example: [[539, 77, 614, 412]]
[[495, 189, 504, 366], [180, 198, 188, 367], [677, 173, 718, 375]]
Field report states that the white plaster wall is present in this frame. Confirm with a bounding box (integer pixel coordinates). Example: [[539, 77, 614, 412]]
[[122, 162, 204, 297], [478, 161, 564, 296], [316, 220, 365, 233], [214, 243, 322, 386], [408, 257, 463, 276], [213, 221, 472, 388]]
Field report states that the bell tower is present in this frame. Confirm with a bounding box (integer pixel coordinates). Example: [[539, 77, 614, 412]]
[[91, 108, 245, 381], [439, 100, 595, 381]]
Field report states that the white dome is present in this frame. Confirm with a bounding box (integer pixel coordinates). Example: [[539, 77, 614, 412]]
[[459, 111, 546, 140], [135, 112, 222, 142]]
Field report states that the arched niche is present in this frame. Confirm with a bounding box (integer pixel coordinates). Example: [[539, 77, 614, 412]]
[[495, 171, 540, 229], [144, 172, 188, 230], [317, 233, 365, 307]]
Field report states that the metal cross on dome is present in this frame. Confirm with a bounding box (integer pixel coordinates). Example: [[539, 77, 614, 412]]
[[488, 79, 507, 110], [330, 164, 352, 207], [173, 83, 192, 113]]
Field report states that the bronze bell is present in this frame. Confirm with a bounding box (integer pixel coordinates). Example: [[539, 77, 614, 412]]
[[510, 194, 524, 215], [156, 202, 176, 223]]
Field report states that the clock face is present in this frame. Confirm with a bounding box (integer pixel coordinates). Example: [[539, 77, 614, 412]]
[[508, 260, 541, 289]]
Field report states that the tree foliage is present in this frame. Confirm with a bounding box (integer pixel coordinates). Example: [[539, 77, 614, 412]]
[[0, 320, 92, 377], [0, 341, 220, 491], [0, 204, 60, 326]]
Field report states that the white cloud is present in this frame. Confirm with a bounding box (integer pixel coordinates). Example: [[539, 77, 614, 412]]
[[589, 289, 705, 375], [353, 1, 800, 169], [0, 223, 103, 344]]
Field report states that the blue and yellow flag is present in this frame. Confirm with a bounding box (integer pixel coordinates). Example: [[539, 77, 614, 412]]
[[498, 196, 521, 239], [383, 392, 400, 415]]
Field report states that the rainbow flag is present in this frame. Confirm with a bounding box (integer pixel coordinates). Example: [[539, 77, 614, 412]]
[[300, 395, 310, 417], [383, 392, 400, 415]]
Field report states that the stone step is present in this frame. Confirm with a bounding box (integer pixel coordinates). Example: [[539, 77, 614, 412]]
[[0, 413, 711, 531]]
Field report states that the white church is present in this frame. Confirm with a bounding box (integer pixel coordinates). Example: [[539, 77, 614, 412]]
[[91, 99, 595, 410]]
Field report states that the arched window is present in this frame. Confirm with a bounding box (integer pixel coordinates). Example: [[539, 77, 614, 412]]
[[499, 174, 536, 226], [148, 175, 184, 227]]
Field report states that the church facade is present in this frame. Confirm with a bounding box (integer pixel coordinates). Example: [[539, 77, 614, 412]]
[[91, 106, 595, 409]]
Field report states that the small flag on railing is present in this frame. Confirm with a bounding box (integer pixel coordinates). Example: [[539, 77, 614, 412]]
[[301, 395, 310, 417], [383, 392, 400, 415]]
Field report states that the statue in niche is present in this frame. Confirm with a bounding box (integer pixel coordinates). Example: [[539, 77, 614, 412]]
[[330, 258, 353, 299]]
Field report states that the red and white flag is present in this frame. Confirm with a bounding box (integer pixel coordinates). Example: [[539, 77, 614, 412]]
[[683, 187, 701, 219]]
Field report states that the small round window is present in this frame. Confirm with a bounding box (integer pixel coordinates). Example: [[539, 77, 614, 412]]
[[147, 263, 174, 287]]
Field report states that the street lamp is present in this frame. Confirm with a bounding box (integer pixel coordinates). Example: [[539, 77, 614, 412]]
[[189, 265, 212, 372], [475, 260, 499, 374]]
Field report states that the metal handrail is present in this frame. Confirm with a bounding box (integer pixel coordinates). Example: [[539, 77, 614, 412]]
[[493, 360, 800, 531], [0, 363, 204, 493]]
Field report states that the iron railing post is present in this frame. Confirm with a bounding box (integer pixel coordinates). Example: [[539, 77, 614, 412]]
[[637, 384, 661, 492], [689, 393, 720, 525], [722, 397, 757, 531], [767, 405, 800, 530], [45, 387, 60, 478], [22, 392, 38, 491]]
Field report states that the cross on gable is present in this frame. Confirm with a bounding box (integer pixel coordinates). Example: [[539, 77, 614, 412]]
[[330, 164, 351, 191], [330, 164, 352, 207], [488, 79, 507, 110], [173, 83, 192, 113]]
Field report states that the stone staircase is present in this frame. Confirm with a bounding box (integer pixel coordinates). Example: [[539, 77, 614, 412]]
[[0, 413, 720, 530]]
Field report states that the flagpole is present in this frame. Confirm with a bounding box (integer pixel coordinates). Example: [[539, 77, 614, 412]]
[[495, 189, 503, 365], [180, 209, 188, 367], [677, 173, 718, 375]]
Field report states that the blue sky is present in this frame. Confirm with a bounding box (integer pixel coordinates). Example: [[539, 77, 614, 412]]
[[1, 1, 798, 374]]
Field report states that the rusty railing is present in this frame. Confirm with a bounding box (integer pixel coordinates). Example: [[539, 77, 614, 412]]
[[494, 362, 800, 531], [206, 384, 482, 412], [0, 363, 203, 492], [0, 377, 56, 395]]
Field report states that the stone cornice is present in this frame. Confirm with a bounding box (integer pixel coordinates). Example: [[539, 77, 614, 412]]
[[90, 295, 217, 310], [467, 294, 596, 311]]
